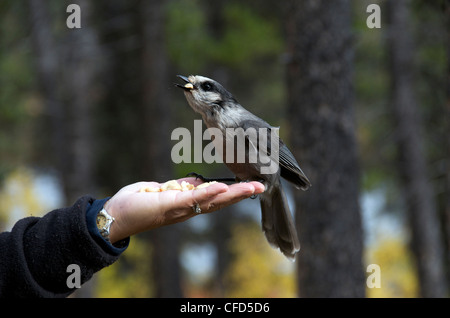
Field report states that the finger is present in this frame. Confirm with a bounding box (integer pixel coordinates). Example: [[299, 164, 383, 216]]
[[172, 182, 229, 212], [198, 182, 261, 213], [231, 181, 265, 194]]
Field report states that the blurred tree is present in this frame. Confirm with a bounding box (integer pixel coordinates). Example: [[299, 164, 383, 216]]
[[352, 0, 392, 192], [411, 0, 449, 294], [284, 0, 365, 297], [0, 2, 35, 183], [62, 0, 101, 203], [94, 0, 142, 190], [386, 0, 447, 297], [445, 0, 450, 290], [27, 0, 67, 191], [27, 0, 100, 204], [203, 0, 233, 297], [137, 0, 180, 298]]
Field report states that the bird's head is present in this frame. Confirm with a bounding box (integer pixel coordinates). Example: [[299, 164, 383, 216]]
[[175, 75, 238, 117]]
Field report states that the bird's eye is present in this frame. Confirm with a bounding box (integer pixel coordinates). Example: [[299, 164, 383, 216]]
[[201, 82, 214, 91]]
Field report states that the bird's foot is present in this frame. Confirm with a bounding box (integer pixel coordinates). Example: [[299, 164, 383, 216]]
[[186, 172, 236, 183]]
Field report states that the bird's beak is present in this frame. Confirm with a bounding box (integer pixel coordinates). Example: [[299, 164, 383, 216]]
[[175, 75, 195, 91]]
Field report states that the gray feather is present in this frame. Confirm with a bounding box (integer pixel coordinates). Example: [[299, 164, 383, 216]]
[[260, 185, 300, 261]]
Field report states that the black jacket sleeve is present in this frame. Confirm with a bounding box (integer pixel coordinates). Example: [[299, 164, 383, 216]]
[[0, 196, 129, 298]]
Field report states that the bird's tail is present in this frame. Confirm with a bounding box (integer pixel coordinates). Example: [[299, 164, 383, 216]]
[[260, 184, 300, 261]]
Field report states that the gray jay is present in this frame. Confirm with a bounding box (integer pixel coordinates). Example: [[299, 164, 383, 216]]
[[175, 75, 311, 260]]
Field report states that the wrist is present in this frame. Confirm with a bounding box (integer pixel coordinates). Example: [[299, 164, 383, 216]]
[[102, 199, 124, 244], [85, 198, 129, 254], [96, 207, 115, 242]]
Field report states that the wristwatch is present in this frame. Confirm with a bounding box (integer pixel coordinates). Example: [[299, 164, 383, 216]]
[[96, 207, 115, 242]]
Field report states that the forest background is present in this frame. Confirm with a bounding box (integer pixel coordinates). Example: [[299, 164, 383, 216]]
[[0, 0, 449, 298]]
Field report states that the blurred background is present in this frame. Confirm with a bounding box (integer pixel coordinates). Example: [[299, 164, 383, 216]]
[[0, 0, 448, 297]]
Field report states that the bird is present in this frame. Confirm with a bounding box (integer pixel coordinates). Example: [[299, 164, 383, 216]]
[[175, 74, 311, 260]]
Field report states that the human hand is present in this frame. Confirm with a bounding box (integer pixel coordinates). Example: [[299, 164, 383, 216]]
[[104, 177, 265, 244]]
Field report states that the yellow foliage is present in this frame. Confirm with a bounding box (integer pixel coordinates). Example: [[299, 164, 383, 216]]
[[365, 238, 419, 297], [94, 235, 154, 298], [0, 168, 46, 231], [225, 222, 296, 298]]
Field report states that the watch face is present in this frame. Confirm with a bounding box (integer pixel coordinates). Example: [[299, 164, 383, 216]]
[[97, 214, 107, 229]]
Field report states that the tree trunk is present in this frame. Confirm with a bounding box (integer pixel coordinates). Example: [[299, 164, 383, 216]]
[[445, 0, 450, 294], [94, 0, 142, 190], [386, 0, 447, 297], [28, 0, 100, 204], [28, 0, 67, 192], [284, 0, 365, 297], [138, 0, 181, 298], [62, 0, 100, 203], [204, 0, 233, 296]]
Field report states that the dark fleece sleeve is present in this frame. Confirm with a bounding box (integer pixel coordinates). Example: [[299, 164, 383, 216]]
[[0, 196, 129, 298]]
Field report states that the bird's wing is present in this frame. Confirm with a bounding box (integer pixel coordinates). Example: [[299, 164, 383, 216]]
[[278, 140, 311, 190], [240, 119, 311, 190]]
